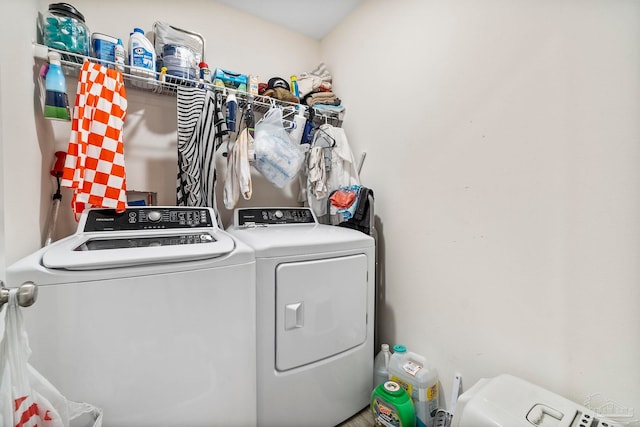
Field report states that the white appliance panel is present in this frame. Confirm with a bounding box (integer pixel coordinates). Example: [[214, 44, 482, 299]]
[[6, 207, 258, 427], [228, 207, 375, 427], [276, 254, 368, 371], [20, 263, 256, 427]]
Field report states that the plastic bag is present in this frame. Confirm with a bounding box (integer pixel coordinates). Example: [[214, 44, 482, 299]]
[[253, 107, 304, 188], [0, 290, 102, 427], [153, 21, 204, 63]]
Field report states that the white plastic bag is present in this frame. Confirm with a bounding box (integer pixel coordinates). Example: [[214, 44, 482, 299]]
[[253, 107, 304, 188], [0, 290, 102, 427]]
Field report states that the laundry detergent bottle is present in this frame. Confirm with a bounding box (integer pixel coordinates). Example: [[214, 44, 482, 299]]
[[371, 380, 416, 427], [128, 28, 157, 88], [44, 51, 70, 121], [388, 345, 440, 427]]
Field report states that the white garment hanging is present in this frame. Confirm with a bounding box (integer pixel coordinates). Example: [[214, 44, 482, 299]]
[[223, 128, 253, 209], [307, 146, 327, 199], [306, 124, 360, 217]]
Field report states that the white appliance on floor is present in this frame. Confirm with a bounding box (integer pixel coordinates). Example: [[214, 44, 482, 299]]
[[6, 207, 257, 427], [228, 207, 376, 427], [452, 374, 623, 427]]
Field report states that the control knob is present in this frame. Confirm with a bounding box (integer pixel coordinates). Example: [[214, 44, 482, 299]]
[[148, 211, 162, 222]]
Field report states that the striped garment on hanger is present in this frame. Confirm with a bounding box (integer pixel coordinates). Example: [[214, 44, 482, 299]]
[[176, 87, 228, 209]]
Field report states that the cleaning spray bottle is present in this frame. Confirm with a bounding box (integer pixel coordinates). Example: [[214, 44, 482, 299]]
[[114, 38, 125, 73], [44, 51, 70, 121]]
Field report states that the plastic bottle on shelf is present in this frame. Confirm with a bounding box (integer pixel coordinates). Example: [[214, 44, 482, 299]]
[[290, 75, 299, 98], [114, 38, 125, 73], [388, 344, 440, 427], [128, 28, 157, 88], [44, 51, 70, 121], [373, 343, 392, 389], [199, 61, 212, 88]]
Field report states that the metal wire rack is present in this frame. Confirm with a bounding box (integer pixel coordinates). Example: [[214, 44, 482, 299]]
[[33, 43, 344, 126]]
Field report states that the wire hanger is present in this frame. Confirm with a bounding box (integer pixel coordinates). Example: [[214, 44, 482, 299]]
[[313, 125, 336, 148]]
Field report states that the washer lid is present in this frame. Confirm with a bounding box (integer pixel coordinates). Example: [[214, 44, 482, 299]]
[[42, 229, 236, 270], [42, 207, 236, 270]]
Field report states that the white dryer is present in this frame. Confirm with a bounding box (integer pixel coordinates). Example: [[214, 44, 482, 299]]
[[6, 207, 256, 427], [228, 207, 375, 427]]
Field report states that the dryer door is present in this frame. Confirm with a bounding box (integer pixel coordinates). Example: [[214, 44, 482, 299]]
[[275, 254, 368, 371]]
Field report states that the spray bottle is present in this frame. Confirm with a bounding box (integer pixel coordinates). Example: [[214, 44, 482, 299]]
[[114, 38, 125, 73], [226, 93, 237, 133], [44, 51, 70, 121]]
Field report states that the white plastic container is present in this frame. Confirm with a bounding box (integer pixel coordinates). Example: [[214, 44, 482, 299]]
[[388, 344, 440, 427], [128, 28, 157, 88], [373, 343, 391, 389], [91, 33, 118, 67]]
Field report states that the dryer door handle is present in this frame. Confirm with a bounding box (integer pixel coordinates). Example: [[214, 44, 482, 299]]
[[285, 302, 304, 330]]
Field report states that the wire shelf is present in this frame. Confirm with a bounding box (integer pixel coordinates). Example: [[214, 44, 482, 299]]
[[34, 43, 344, 126]]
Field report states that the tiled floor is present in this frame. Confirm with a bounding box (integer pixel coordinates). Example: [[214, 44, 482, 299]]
[[336, 406, 375, 427]]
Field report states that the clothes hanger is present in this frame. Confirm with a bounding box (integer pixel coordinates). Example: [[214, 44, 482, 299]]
[[312, 126, 336, 148]]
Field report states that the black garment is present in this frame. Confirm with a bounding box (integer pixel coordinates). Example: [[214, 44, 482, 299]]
[[338, 186, 374, 236]]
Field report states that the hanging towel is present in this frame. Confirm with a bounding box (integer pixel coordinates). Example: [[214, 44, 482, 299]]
[[176, 87, 227, 210], [307, 145, 327, 201], [61, 61, 128, 219], [306, 124, 360, 218], [224, 128, 253, 209]]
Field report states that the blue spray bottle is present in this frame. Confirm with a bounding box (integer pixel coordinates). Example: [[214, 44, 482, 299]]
[[44, 51, 70, 121]]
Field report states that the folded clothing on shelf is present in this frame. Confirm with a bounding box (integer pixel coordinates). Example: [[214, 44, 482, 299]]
[[305, 91, 341, 107]]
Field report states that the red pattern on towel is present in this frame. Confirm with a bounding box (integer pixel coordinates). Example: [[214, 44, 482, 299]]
[[61, 61, 128, 218]]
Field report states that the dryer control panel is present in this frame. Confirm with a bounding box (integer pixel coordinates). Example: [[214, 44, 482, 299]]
[[235, 208, 316, 226], [83, 207, 214, 232]]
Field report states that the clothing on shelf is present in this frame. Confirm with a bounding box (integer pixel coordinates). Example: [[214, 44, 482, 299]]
[[297, 62, 332, 98], [304, 91, 340, 107], [61, 61, 128, 219]]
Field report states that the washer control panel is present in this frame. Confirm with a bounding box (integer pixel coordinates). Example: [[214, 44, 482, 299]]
[[235, 208, 316, 226], [83, 207, 214, 232]]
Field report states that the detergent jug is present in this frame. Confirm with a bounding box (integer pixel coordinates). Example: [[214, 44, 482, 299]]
[[371, 381, 416, 427], [388, 345, 440, 427]]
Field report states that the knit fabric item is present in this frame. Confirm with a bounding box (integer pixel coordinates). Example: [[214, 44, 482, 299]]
[[176, 87, 228, 211], [61, 61, 128, 218], [223, 128, 253, 209]]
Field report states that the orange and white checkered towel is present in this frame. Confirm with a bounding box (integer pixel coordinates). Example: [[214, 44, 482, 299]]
[[61, 60, 128, 219]]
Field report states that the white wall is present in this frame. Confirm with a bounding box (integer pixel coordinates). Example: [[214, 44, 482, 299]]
[[0, 0, 41, 274], [324, 0, 640, 416]]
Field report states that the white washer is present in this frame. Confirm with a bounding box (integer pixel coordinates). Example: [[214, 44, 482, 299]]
[[228, 207, 375, 427], [6, 207, 256, 427]]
